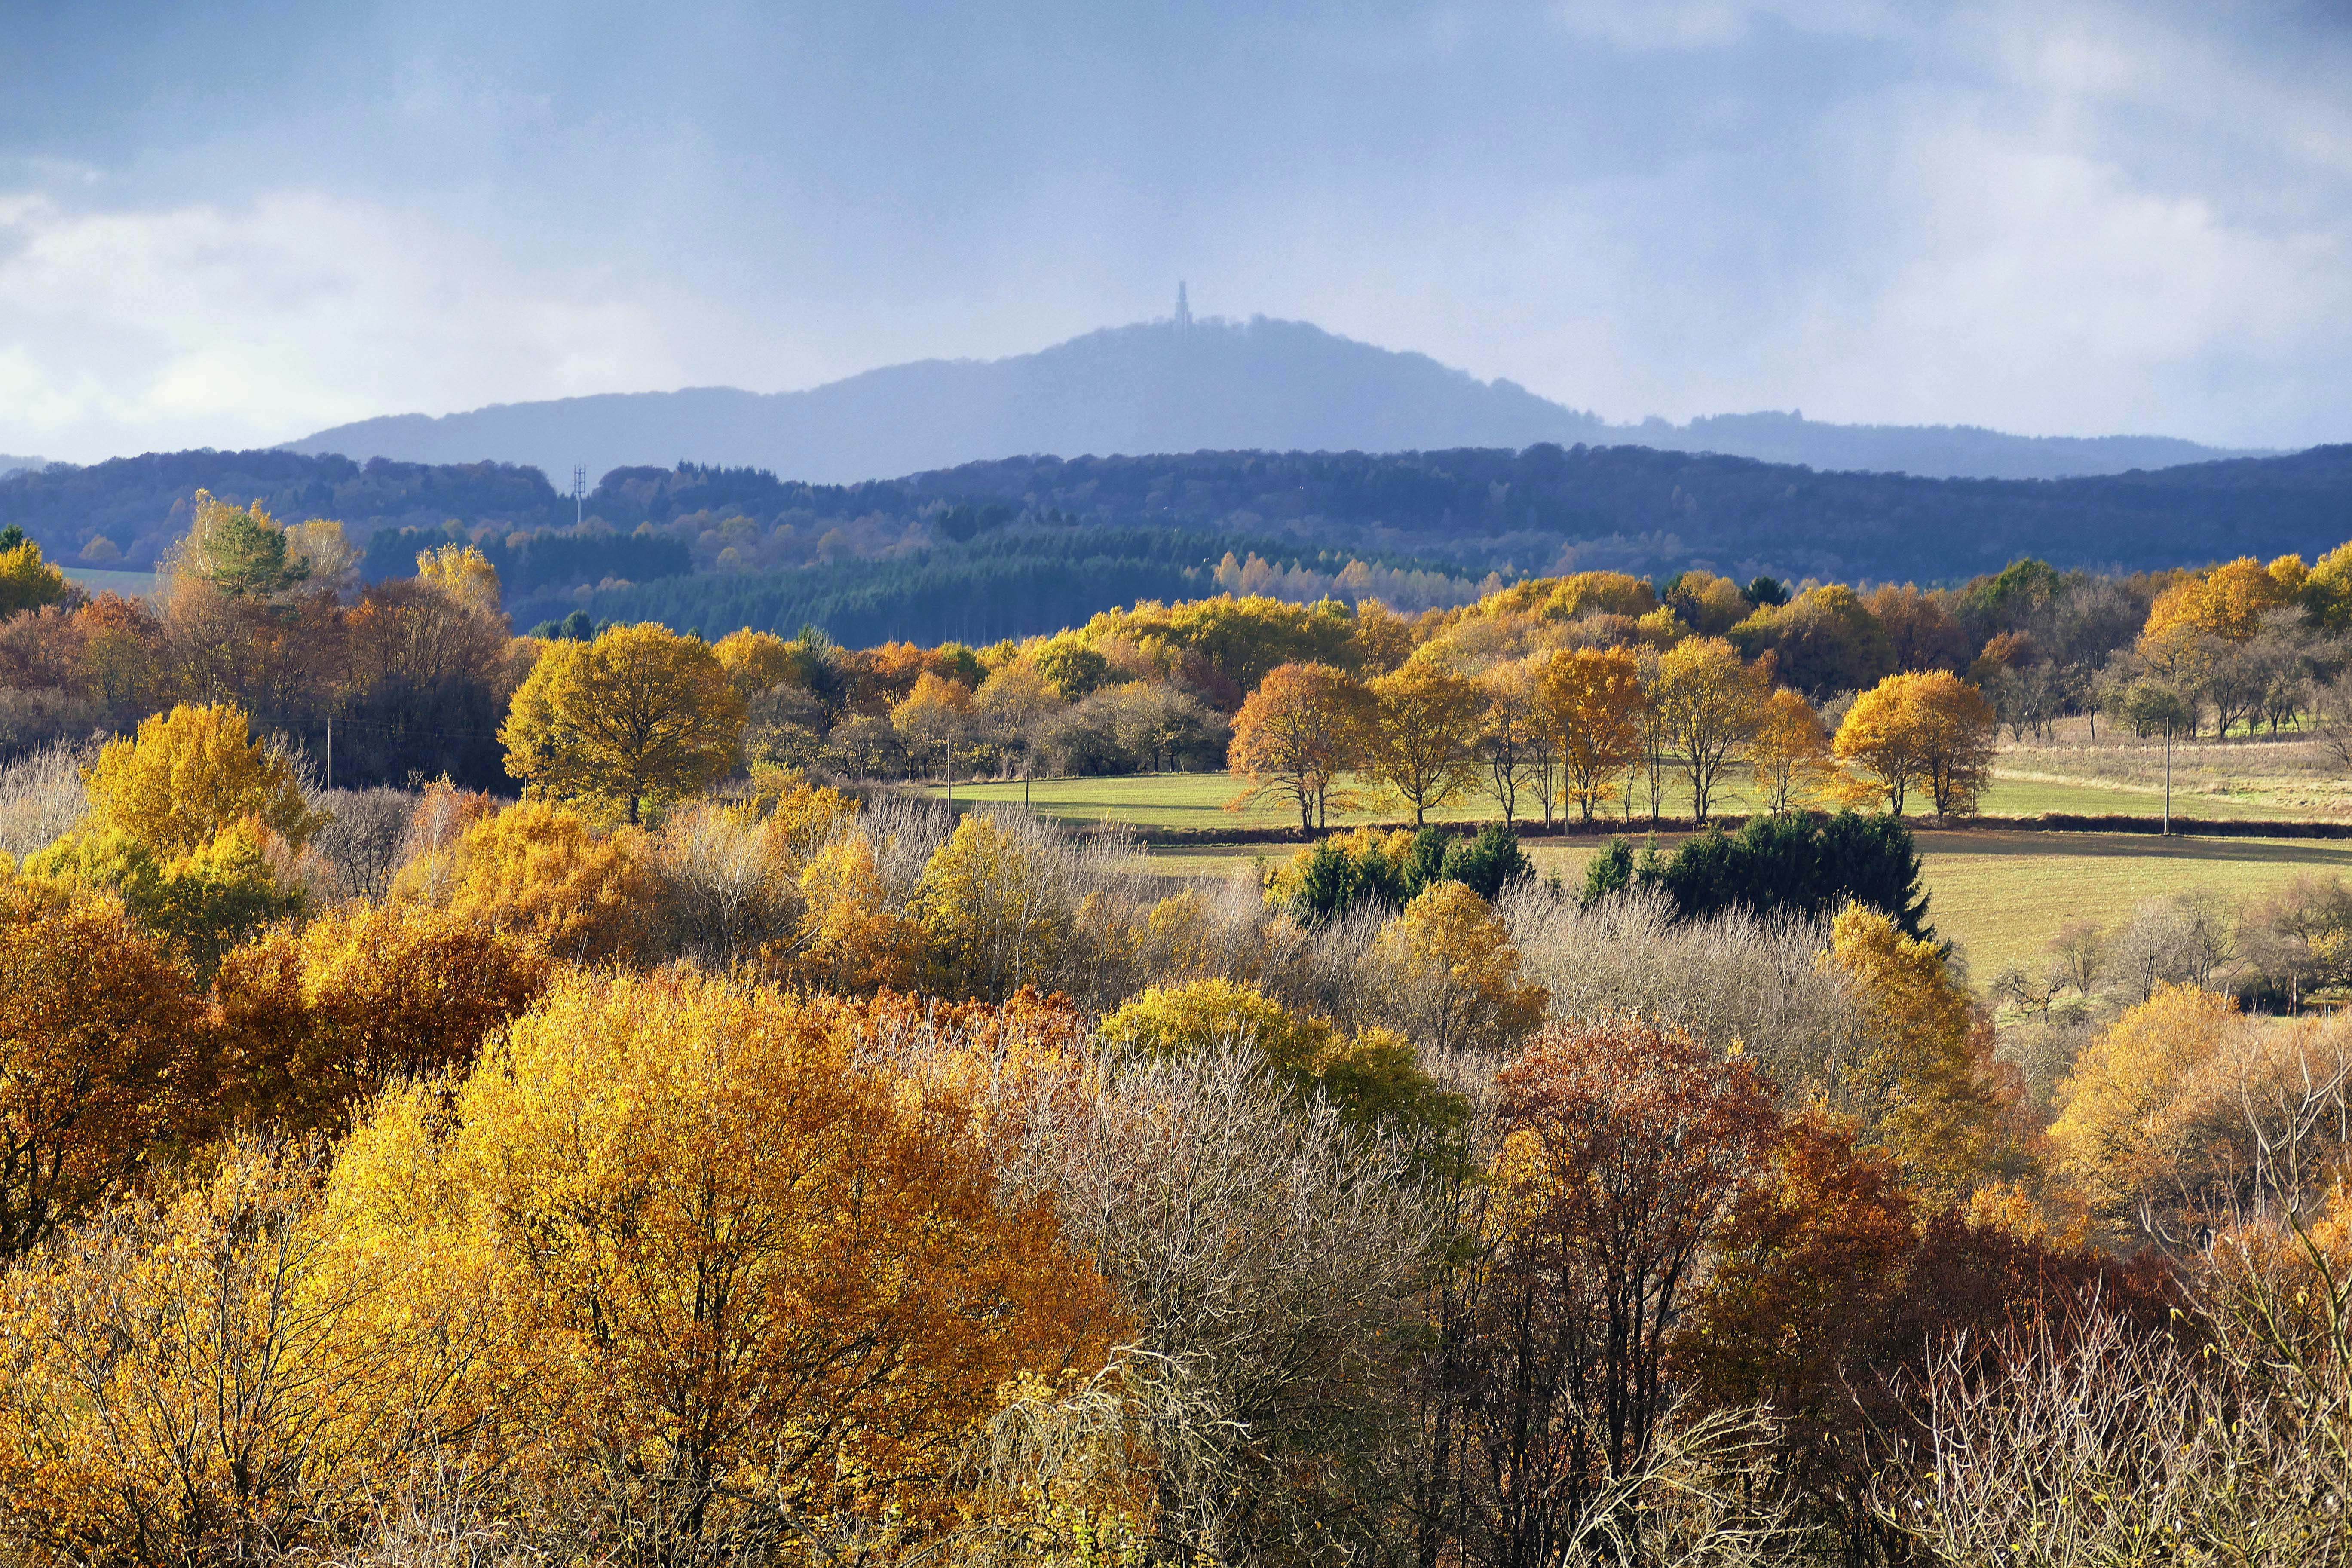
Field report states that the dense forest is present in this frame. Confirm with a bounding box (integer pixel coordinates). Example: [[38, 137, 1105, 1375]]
[[8, 441, 2352, 644]]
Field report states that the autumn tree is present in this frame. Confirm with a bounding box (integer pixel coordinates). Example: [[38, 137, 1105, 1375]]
[[892, 669, 975, 775], [1226, 661, 1363, 831], [164, 491, 312, 600], [414, 542, 502, 617], [916, 813, 1075, 1001], [500, 622, 745, 822], [1362, 881, 1549, 1056], [391, 798, 657, 964], [29, 818, 304, 977], [209, 899, 551, 1134], [1423, 1020, 1778, 1563], [2040, 984, 2349, 1231], [710, 626, 795, 701], [1097, 977, 1459, 1135], [1651, 636, 1763, 821], [334, 968, 1116, 1560], [0, 531, 73, 617], [1826, 905, 2008, 1201], [1537, 646, 1647, 824], [1360, 659, 1486, 826], [1749, 686, 1834, 812], [83, 701, 325, 856], [795, 830, 922, 994], [1834, 671, 1998, 817], [0, 1141, 482, 1565], [1479, 659, 1543, 824], [0, 879, 199, 1257]]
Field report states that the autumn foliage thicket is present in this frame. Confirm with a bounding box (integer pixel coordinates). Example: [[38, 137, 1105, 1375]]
[[4, 507, 2352, 1563]]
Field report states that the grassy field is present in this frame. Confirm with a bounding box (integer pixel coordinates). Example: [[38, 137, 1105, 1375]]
[[928, 769, 2352, 991], [64, 567, 159, 598], [934, 765, 2306, 829]]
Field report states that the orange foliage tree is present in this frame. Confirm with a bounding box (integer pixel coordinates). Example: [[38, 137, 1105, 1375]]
[[0, 879, 201, 1257], [1226, 661, 1363, 831]]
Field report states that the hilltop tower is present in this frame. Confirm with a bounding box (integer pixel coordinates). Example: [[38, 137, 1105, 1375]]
[[1174, 282, 1192, 328]]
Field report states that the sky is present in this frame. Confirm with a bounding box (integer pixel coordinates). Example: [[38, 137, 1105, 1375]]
[[1, 0, 2348, 464]]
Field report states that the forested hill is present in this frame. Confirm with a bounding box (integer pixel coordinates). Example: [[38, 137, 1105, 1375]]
[[283, 315, 2247, 484], [9, 441, 2352, 643]]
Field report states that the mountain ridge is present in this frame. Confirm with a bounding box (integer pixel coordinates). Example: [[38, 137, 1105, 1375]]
[[283, 316, 2255, 484]]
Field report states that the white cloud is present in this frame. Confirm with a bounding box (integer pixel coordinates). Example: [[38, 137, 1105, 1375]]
[[0, 190, 714, 462], [1549, 0, 1900, 49]]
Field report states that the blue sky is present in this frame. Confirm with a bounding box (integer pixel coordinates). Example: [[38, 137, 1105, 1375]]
[[3, 0, 2348, 462]]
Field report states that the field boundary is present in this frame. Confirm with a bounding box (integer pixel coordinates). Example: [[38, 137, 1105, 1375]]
[[1115, 812, 2352, 847]]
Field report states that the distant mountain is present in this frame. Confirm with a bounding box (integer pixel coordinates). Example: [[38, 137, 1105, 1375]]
[[0, 455, 43, 481], [284, 317, 2251, 484]]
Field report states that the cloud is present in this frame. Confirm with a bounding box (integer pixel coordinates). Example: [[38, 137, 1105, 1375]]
[[0, 191, 713, 462]]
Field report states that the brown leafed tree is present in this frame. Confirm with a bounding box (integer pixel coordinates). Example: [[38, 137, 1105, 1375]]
[[1416, 1019, 1778, 1566]]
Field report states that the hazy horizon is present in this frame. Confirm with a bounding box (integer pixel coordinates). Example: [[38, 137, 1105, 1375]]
[[5, 2, 2349, 464]]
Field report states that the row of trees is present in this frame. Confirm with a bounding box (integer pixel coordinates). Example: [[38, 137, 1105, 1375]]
[[1228, 644, 2000, 829]]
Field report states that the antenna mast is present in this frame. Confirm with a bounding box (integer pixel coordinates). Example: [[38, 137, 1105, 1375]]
[[573, 465, 586, 529]]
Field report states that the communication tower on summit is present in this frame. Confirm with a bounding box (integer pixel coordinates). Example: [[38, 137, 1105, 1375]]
[[573, 465, 587, 528], [1174, 282, 1192, 328]]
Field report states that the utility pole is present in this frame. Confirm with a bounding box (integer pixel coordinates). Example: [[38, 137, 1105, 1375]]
[[943, 739, 953, 818], [2162, 722, 2173, 837], [325, 717, 333, 792]]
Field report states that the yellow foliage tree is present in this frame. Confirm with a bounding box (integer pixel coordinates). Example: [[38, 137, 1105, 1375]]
[[712, 626, 795, 700], [1359, 659, 1485, 825], [1098, 977, 1459, 1134], [1824, 905, 2006, 1202], [414, 542, 502, 617], [892, 668, 975, 771], [2047, 983, 2275, 1226], [391, 798, 656, 964], [500, 622, 745, 823], [1651, 636, 1764, 821], [917, 814, 1072, 1001], [1749, 686, 1835, 812], [209, 898, 551, 1134], [0, 1139, 494, 1565], [796, 830, 921, 993], [0, 533, 73, 617], [1536, 646, 1646, 823], [2143, 556, 2297, 648], [1363, 882, 1548, 1056], [331, 968, 1117, 1560], [83, 701, 325, 856], [28, 816, 306, 977], [1833, 671, 1997, 817]]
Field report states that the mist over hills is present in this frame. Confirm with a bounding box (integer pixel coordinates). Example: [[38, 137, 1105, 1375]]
[[0, 456, 43, 481], [283, 317, 2249, 485]]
